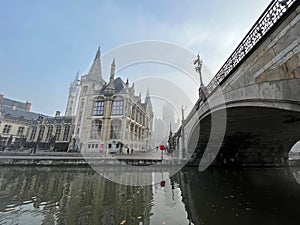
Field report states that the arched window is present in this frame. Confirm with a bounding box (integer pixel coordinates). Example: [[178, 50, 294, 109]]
[[91, 120, 102, 139], [110, 120, 122, 139]]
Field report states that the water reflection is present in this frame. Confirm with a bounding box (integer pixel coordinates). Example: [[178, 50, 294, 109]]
[[1, 166, 300, 225], [0, 167, 155, 225], [177, 167, 300, 225]]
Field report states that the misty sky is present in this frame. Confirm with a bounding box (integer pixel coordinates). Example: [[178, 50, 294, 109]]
[[0, 0, 271, 116]]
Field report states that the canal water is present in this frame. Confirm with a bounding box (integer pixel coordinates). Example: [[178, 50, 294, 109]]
[[1, 166, 300, 225]]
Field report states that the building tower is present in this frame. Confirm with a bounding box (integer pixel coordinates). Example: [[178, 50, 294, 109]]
[[65, 71, 80, 116], [73, 47, 106, 147]]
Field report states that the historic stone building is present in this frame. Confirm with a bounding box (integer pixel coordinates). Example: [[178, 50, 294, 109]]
[[72, 48, 154, 153], [1, 47, 153, 153], [0, 94, 74, 151], [25, 111, 74, 151], [0, 94, 35, 149]]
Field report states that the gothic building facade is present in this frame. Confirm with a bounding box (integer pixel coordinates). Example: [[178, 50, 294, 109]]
[[67, 48, 154, 153], [0, 47, 154, 153]]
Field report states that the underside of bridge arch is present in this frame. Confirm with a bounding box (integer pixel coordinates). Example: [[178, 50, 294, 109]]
[[188, 106, 300, 166]]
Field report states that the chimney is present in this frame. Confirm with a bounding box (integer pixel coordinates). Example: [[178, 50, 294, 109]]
[[55, 111, 61, 117], [25, 101, 31, 112], [12, 103, 16, 110]]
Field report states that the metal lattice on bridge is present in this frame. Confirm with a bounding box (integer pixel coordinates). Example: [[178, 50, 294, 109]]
[[206, 0, 298, 95]]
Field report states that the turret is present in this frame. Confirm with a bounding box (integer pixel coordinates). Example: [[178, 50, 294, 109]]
[[104, 58, 116, 96]]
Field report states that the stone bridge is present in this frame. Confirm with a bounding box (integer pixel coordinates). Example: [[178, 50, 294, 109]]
[[178, 0, 300, 167]]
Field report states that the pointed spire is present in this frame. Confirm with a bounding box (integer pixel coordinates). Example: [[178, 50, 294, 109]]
[[104, 58, 116, 96], [126, 78, 129, 86], [109, 58, 116, 82], [88, 47, 103, 82], [145, 87, 151, 104], [95, 46, 100, 59], [74, 69, 80, 82]]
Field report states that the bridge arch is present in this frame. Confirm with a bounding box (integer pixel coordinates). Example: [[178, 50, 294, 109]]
[[187, 105, 300, 166]]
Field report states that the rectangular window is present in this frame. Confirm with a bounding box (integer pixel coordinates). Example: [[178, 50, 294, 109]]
[[93, 101, 104, 116], [3, 125, 11, 134], [17, 126, 24, 135], [111, 100, 124, 115], [30, 126, 37, 141], [83, 86, 88, 95], [110, 120, 122, 139], [91, 120, 102, 139], [46, 126, 53, 141], [55, 126, 61, 141], [38, 126, 45, 140], [63, 125, 70, 141]]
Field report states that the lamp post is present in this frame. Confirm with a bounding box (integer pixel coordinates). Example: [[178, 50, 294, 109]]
[[194, 54, 207, 102]]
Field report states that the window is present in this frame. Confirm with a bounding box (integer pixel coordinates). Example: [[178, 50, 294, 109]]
[[46, 126, 53, 141], [63, 125, 70, 141], [3, 125, 11, 134], [30, 126, 37, 141], [83, 86, 88, 95], [110, 120, 122, 139], [112, 100, 123, 115], [91, 120, 102, 139], [17, 126, 24, 135], [93, 101, 104, 116], [55, 126, 61, 141], [131, 106, 135, 119], [38, 126, 45, 140]]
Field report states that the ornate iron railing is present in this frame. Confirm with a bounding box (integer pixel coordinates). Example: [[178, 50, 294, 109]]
[[205, 0, 298, 95]]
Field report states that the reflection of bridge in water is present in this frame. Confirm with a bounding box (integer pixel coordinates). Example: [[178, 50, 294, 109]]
[[173, 0, 300, 167], [176, 166, 300, 225]]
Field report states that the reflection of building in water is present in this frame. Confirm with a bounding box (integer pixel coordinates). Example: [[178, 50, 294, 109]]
[[0, 167, 153, 225], [73, 48, 154, 152]]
